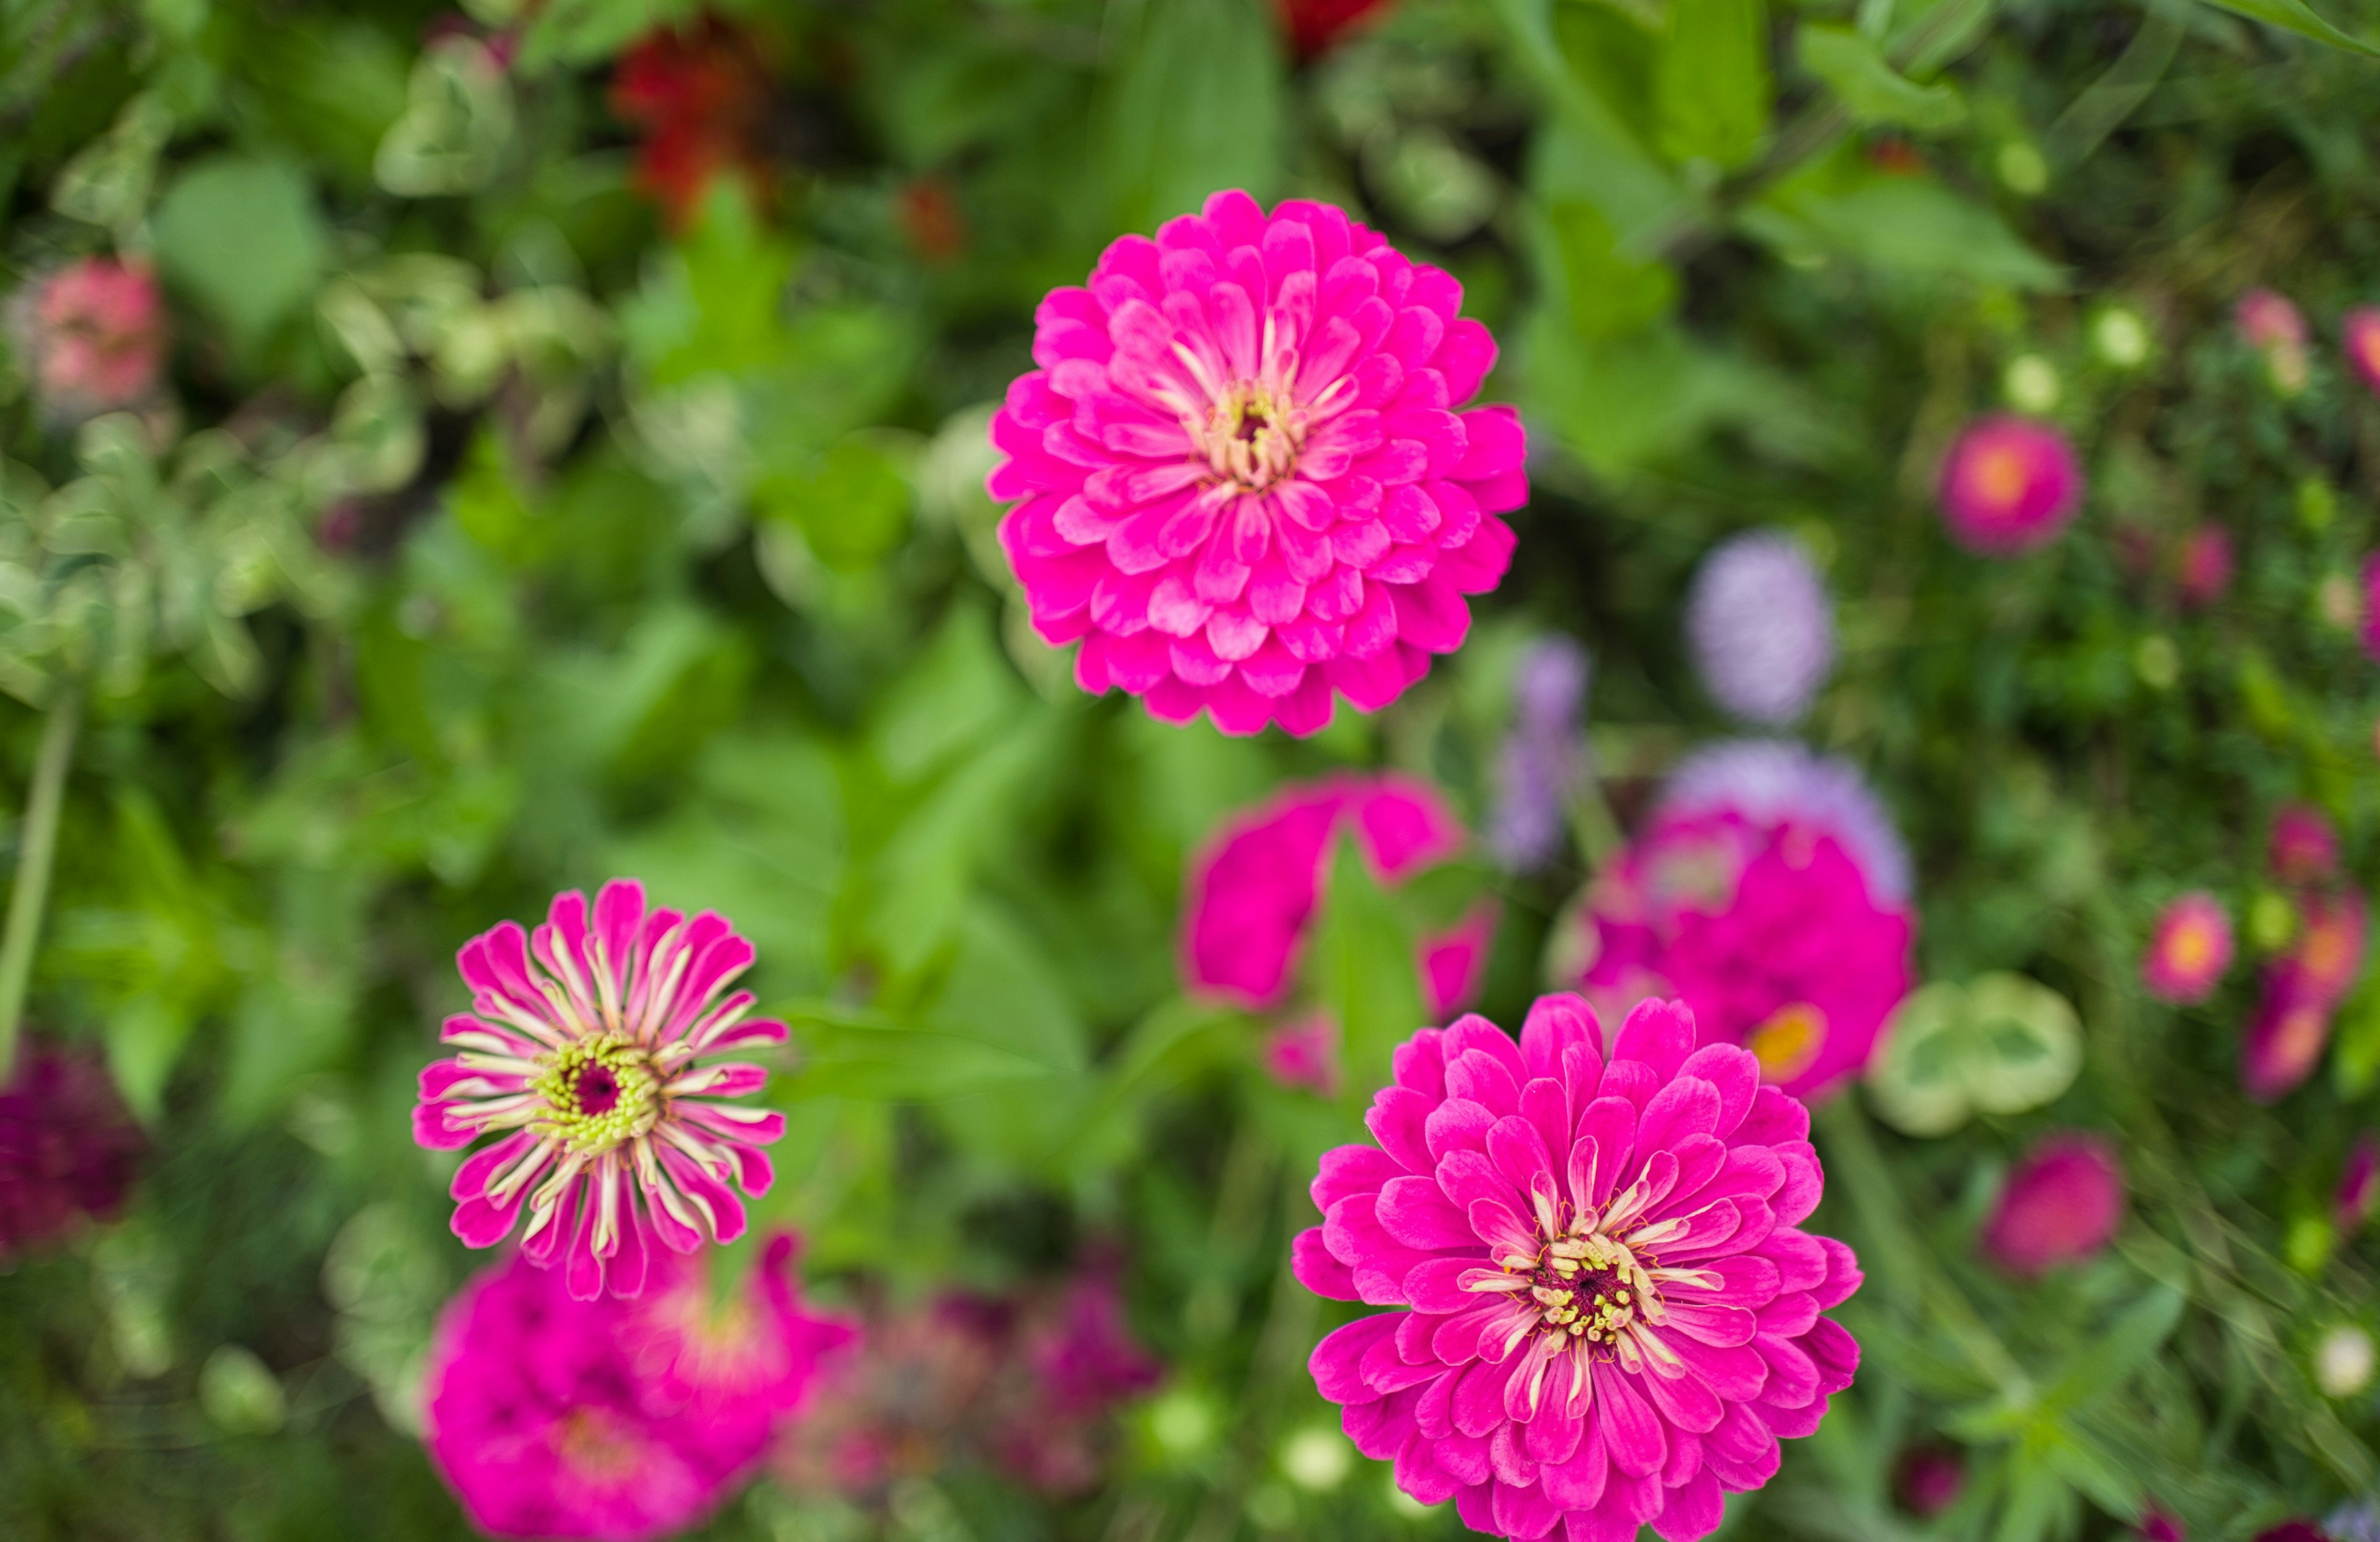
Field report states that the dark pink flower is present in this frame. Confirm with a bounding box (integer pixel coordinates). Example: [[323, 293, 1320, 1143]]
[[15, 257, 167, 419], [2140, 891, 2232, 1005], [2141, 1507, 2186, 1542], [1421, 904, 1497, 1020], [2237, 288, 2311, 394], [2176, 526, 2233, 608], [1936, 416, 2083, 556], [2346, 306, 2380, 397], [1579, 791, 1914, 1100], [0, 1041, 144, 1256], [1181, 773, 1466, 1008], [2255, 1525, 2329, 1542], [1295, 993, 1862, 1541], [424, 1234, 852, 1541], [413, 879, 788, 1300], [1980, 1134, 2123, 1276], [2244, 890, 2368, 1101], [2270, 803, 2341, 886], [985, 190, 1524, 736], [1265, 1015, 1342, 1098], [1893, 1445, 1964, 1517], [2337, 1134, 2378, 1233]]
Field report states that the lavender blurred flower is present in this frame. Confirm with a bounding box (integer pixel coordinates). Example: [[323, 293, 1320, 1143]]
[[1685, 531, 1835, 725], [1487, 636, 1589, 871], [1657, 738, 1913, 904]]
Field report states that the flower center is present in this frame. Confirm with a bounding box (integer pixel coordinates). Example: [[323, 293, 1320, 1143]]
[[1513, 1229, 1662, 1357], [1194, 381, 1307, 493], [1747, 1002, 1825, 1083], [553, 1408, 648, 1481], [531, 1034, 660, 1155], [1970, 446, 2030, 509]]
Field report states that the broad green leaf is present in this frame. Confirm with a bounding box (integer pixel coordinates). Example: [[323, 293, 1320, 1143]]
[[2194, 0, 2380, 54], [151, 156, 329, 348], [1654, 0, 1771, 169], [870, 604, 1027, 785], [1797, 22, 1968, 130], [1750, 156, 2065, 289], [1546, 198, 1678, 340], [866, 716, 1055, 975], [1102, 0, 1287, 232]]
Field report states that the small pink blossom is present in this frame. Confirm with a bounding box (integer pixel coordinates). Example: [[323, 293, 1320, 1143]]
[[2141, 1507, 2186, 1542], [2345, 305, 2380, 396], [1264, 1015, 1342, 1098], [1937, 415, 2083, 556], [425, 1234, 852, 1541], [1579, 756, 1915, 1100], [2176, 526, 2233, 607], [1421, 903, 1497, 1020], [1894, 1446, 1964, 1518], [1181, 773, 1467, 1009], [2140, 891, 2232, 1005], [2244, 890, 2368, 1101], [985, 190, 1524, 736], [15, 257, 167, 420], [414, 879, 788, 1300], [2337, 1134, 2379, 1233], [1980, 1133, 2124, 1277], [2270, 803, 2341, 885], [1295, 994, 1862, 1541], [2237, 288, 2311, 394]]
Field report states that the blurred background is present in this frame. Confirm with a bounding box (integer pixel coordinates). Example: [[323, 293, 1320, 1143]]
[[4, 0, 2380, 1537]]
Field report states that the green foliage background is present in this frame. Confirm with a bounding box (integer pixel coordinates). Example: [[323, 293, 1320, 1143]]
[[4, 0, 2380, 1538]]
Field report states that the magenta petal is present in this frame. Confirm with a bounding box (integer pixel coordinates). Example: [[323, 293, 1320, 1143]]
[[1592, 1360, 1667, 1477], [1313, 1314, 1403, 1404], [451, 1192, 522, 1249], [1541, 1424, 1608, 1509], [1651, 1467, 1724, 1542], [1295, 1227, 1362, 1300], [1314, 1143, 1404, 1212], [1378, 1175, 1479, 1251]]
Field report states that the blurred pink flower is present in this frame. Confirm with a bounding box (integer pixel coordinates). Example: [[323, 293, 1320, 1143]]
[[2362, 555, 2380, 663], [2254, 1524, 2329, 1542], [1263, 1015, 1341, 1097], [1937, 416, 2083, 556], [2346, 305, 2380, 397], [1579, 750, 1915, 1099], [2141, 1507, 2186, 1542], [1294, 994, 1862, 1541], [1981, 1133, 2124, 1276], [2245, 890, 2368, 1101], [1419, 903, 1496, 1020], [425, 1234, 852, 1541], [1894, 1446, 1964, 1518], [985, 189, 1523, 736], [2270, 803, 2341, 885], [414, 879, 788, 1300], [15, 257, 167, 420], [0, 1041, 144, 1258], [2140, 891, 2232, 1005], [2237, 288, 2311, 394], [2337, 1134, 2379, 1233], [1180, 773, 1468, 1010], [2176, 526, 2233, 608]]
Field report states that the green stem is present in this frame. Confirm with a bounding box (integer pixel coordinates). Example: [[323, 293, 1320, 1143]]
[[0, 681, 82, 1078]]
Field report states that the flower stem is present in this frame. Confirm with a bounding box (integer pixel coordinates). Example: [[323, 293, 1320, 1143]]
[[0, 681, 82, 1079]]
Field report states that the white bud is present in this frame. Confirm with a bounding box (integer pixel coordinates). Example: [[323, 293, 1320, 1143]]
[[2317, 1324, 2375, 1398]]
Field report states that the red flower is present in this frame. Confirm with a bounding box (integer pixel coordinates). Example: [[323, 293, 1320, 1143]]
[[609, 14, 775, 229], [1275, 0, 1393, 56]]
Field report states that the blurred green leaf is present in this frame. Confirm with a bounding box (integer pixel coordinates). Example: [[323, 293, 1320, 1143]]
[[1654, 0, 1771, 167], [2193, 0, 2380, 53], [152, 156, 329, 347], [1315, 833, 1425, 1111], [1797, 22, 1968, 130], [1103, 0, 1287, 230]]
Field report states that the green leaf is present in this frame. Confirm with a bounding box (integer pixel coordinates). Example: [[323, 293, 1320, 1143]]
[[1750, 155, 2066, 289], [1103, 0, 1287, 231], [1797, 23, 1968, 130], [866, 716, 1054, 976], [151, 156, 329, 348], [2193, 0, 2380, 55], [1314, 833, 1426, 1109], [1866, 973, 2083, 1136], [1654, 0, 1771, 169], [754, 434, 913, 574], [1546, 198, 1678, 340], [2040, 1286, 2185, 1412]]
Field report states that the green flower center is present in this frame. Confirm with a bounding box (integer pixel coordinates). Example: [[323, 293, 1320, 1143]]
[[531, 1034, 659, 1155]]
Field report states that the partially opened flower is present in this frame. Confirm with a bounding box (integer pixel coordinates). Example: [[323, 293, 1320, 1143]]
[[2339, 1134, 2379, 1233], [425, 1234, 850, 1541], [0, 1040, 145, 1257], [2270, 803, 2341, 886], [987, 189, 1524, 736], [1937, 416, 2083, 556], [2140, 891, 2232, 1005], [1683, 532, 1835, 726], [1580, 743, 1915, 1098], [2237, 288, 2311, 395], [1295, 993, 1862, 1541], [13, 257, 167, 421], [414, 879, 788, 1300], [1980, 1133, 2123, 1276], [1181, 774, 1467, 1009], [2345, 306, 2380, 397], [2176, 526, 2233, 608]]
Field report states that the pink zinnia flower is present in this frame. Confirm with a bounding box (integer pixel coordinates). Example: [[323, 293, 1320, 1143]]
[[2345, 305, 2380, 396], [15, 257, 167, 420], [425, 1233, 852, 1541], [0, 1040, 144, 1256], [1980, 1133, 2123, 1276], [2337, 1134, 2379, 1233], [2176, 526, 2233, 608], [985, 189, 1524, 736], [1295, 994, 1861, 1541], [2140, 891, 2232, 1005], [1181, 773, 1467, 1008], [1579, 747, 1915, 1099], [1936, 415, 2084, 556], [1265, 1015, 1343, 1098], [2237, 288, 2311, 394], [2270, 803, 2341, 885], [414, 879, 788, 1300]]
